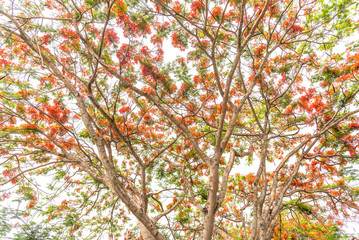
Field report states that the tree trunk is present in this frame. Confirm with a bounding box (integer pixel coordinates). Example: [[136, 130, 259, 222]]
[[139, 222, 156, 240]]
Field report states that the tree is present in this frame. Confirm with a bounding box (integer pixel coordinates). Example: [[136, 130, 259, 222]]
[[0, 206, 59, 240], [0, 0, 359, 239]]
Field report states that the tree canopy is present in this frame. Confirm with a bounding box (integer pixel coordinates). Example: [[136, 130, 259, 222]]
[[1, 0, 359, 239]]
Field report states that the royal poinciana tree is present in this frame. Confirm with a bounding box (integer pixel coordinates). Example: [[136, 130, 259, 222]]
[[0, 0, 359, 239]]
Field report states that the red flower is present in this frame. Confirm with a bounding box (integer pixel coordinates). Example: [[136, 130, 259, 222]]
[[212, 6, 222, 17]]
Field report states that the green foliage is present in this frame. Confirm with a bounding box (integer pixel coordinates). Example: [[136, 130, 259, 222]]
[[0, 207, 59, 240]]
